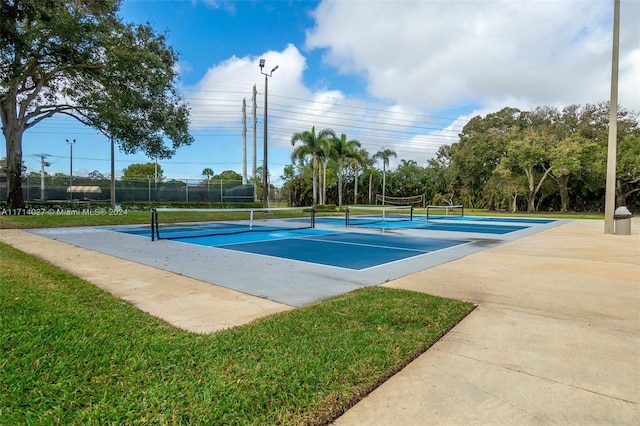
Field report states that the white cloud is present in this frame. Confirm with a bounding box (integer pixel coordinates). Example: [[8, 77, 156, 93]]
[[183, 0, 639, 181], [306, 0, 640, 112], [187, 44, 309, 130], [185, 44, 451, 168]]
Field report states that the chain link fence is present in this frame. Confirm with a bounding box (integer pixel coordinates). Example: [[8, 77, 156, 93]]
[[0, 176, 256, 203]]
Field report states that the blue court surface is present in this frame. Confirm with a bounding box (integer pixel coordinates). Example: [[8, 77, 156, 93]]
[[120, 226, 468, 270], [29, 215, 564, 306], [314, 214, 551, 234], [216, 233, 467, 270]]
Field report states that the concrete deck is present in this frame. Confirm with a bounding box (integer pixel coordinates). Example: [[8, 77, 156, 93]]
[[1, 218, 638, 424], [334, 219, 640, 425]]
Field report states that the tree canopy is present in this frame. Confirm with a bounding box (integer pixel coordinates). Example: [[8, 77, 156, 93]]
[[291, 126, 336, 206], [279, 103, 638, 213], [0, 0, 193, 209], [121, 162, 164, 182]]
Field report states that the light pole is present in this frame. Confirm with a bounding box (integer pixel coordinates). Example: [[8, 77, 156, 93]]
[[110, 136, 115, 210], [259, 59, 278, 208], [66, 138, 75, 201], [604, 0, 620, 234]]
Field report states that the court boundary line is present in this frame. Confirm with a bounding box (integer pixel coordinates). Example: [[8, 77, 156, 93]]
[[298, 235, 465, 254]]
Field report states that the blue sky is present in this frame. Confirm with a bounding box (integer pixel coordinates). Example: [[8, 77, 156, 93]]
[[10, 0, 640, 185]]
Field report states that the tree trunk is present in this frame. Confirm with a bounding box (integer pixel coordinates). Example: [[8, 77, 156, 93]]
[[368, 172, 373, 204], [558, 175, 570, 212], [616, 179, 626, 207], [322, 160, 327, 205], [312, 155, 318, 206], [337, 159, 344, 207], [525, 168, 536, 213], [510, 193, 517, 213], [382, 164, 386, 205], [353, 164, 359, 205], [1, 100, 26, 210], [525, 166, 553, 213]]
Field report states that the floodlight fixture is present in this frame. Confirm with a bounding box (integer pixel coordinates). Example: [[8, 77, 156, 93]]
[[259, 58, 265, 69]]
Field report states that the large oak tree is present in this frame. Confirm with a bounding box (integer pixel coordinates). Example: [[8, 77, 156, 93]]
[[1, 0, 193, 209]]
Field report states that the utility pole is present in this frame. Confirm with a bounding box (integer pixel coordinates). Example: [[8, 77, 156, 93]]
[[39, 154, 50, 201], [66, 139, 75, 201], [110, 136, 115, 210], [242, 98, 247, 184], [252, 84, 257, 182], [604, 0, 620, 234]]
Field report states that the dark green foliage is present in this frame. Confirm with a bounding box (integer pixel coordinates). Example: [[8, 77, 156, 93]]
[[1, 0, 193, 209]]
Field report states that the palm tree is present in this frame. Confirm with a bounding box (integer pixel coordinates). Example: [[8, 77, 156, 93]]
[[291, 126, 336, 206], [202, 167, 214, 201], [374, 147, 397, 205], [202, 167, 214, 185], [366, 165, 377, 205], [350, 147, 370, 205], [328, 134, 361, 207]]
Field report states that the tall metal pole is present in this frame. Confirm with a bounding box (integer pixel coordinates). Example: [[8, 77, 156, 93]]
[[263, 73, 268, 207], [110, 136, 115, 210], [259, 60, 278, 208], [66, 139, 75, 201], [252, 84, 257, 181], [604, 0, 620, 234], [242, 98, 247, 184], [39, 154, 49, 201]]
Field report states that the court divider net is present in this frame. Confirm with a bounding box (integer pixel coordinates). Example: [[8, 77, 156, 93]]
[[344, 205, 413, 227], [424, 205, 464, 220], [150, 207, 315, 241]]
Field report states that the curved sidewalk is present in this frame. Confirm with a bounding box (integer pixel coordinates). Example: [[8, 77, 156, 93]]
[[335, 219, 640, 425]]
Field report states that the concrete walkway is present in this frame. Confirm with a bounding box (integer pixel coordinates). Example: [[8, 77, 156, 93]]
[[1, 219, 639, 424], [334, 219, 640, 425], [0, 229, 292, 333]]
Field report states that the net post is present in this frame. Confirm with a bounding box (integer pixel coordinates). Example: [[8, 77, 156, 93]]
[[250, 209, 254, 230], [150, 208, 155, 241], [345, 207, 350, 227], [154, 209, 159, 240], [311, 206, 316, 228], [410, 206, 414, 221]]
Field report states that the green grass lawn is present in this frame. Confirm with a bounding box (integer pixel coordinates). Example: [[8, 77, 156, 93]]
[[0, 241, 474, 425]]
